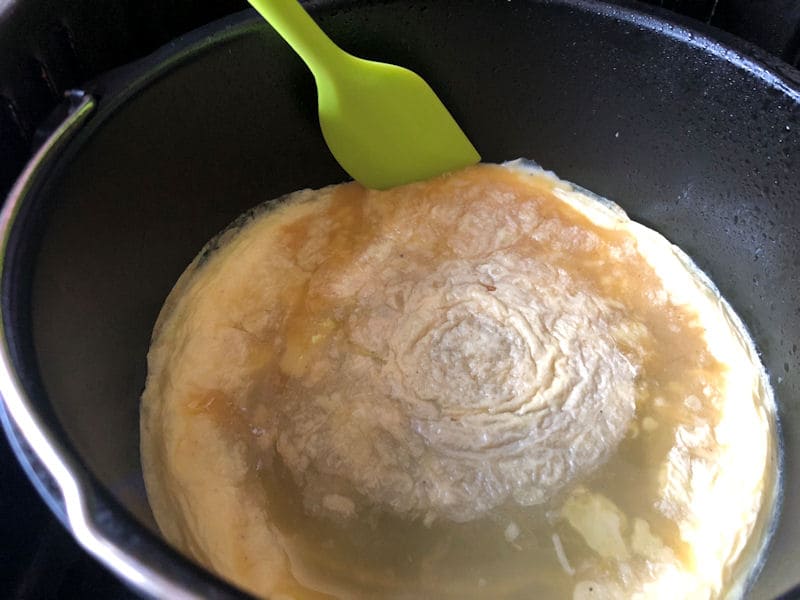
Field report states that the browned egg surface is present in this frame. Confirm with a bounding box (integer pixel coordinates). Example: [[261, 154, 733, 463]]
[[141, 162, 777, 599]]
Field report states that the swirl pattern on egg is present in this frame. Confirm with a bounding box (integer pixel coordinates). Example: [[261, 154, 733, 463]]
[[277, 252, 639, 522]]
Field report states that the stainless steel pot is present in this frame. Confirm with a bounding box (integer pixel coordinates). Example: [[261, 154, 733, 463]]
[[1, 1, 798, 598]]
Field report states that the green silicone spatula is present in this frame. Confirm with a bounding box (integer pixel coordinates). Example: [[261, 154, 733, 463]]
[[248, 0, 480, 190]]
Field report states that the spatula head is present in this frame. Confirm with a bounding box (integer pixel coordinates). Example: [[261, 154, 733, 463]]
[[316, 55, 480, 190]]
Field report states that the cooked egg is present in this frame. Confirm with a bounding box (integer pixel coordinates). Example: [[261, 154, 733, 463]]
[[140, 161, 778, 599]]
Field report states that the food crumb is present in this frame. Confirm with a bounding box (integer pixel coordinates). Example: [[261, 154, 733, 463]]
[[552, 533, 575, 576], [322, 494, 356, 517], [505, 521, 521, 543], [685, 395, 701, 411]]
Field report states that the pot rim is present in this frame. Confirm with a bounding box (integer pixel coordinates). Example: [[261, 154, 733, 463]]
[[0, 1, 798, 598]]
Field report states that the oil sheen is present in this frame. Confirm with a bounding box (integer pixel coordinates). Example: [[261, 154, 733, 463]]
[[140, 161, 779, 599]]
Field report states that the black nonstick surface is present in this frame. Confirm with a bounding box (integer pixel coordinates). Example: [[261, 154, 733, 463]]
[[1, 0, 799, 598]]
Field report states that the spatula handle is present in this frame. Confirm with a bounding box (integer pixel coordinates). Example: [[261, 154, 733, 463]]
[[248, 0, 343, 76]]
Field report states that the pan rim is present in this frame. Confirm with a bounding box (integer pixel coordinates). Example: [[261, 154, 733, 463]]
[[0, 1, 797, 599]]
